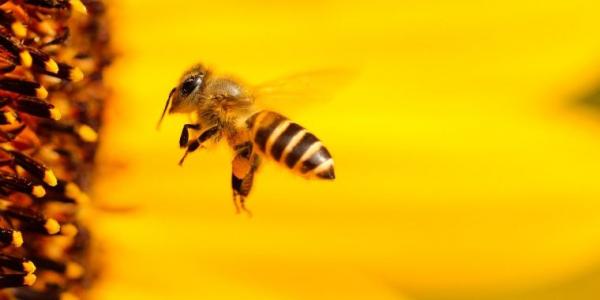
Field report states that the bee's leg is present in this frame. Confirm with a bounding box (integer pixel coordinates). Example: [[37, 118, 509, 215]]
[[231, 144, 260, 216], [179, 123, 201, 148], [232, 173, 254, 216], [178, 126, 219, 165]]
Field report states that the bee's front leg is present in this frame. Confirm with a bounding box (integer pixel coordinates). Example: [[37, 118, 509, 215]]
[[179, 123, 201, 148], [178, 126, 220, 165]]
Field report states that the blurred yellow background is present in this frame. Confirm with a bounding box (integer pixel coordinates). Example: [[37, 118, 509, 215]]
[[90, 0, 600, 299]]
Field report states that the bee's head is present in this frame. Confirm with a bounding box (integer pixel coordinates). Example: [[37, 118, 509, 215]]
[[157, 64, 209, 129], [170, 64, 209, 113]]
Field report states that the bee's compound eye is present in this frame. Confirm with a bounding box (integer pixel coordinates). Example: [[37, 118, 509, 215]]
[[180, 76, 200, 97]]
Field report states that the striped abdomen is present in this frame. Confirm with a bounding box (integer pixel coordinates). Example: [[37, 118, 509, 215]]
[[247, 111, 335, 179]]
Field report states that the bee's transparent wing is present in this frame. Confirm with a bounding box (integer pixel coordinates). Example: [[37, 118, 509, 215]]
[[250, 68, 356, 114]]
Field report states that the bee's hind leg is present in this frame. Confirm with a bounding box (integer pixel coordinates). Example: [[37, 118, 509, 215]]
[[179, 126, 219, 165], [231, 171, 252, 215], [232, 172, 255, 217], [231, 144, 260, 216]]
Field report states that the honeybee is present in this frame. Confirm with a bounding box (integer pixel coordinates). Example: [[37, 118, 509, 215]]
[[158, 64, 336, 213]]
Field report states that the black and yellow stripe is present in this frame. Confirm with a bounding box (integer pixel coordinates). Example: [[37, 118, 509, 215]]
[[248, 111, 335, 179]]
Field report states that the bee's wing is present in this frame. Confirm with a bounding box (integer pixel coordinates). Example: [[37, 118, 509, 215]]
[[250, 68, 356, 114]]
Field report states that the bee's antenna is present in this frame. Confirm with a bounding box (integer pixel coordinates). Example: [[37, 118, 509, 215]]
[[156, 87, 175, 130]]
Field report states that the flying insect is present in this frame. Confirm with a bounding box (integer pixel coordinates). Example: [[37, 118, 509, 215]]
[[158, 64, 335, 213]]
